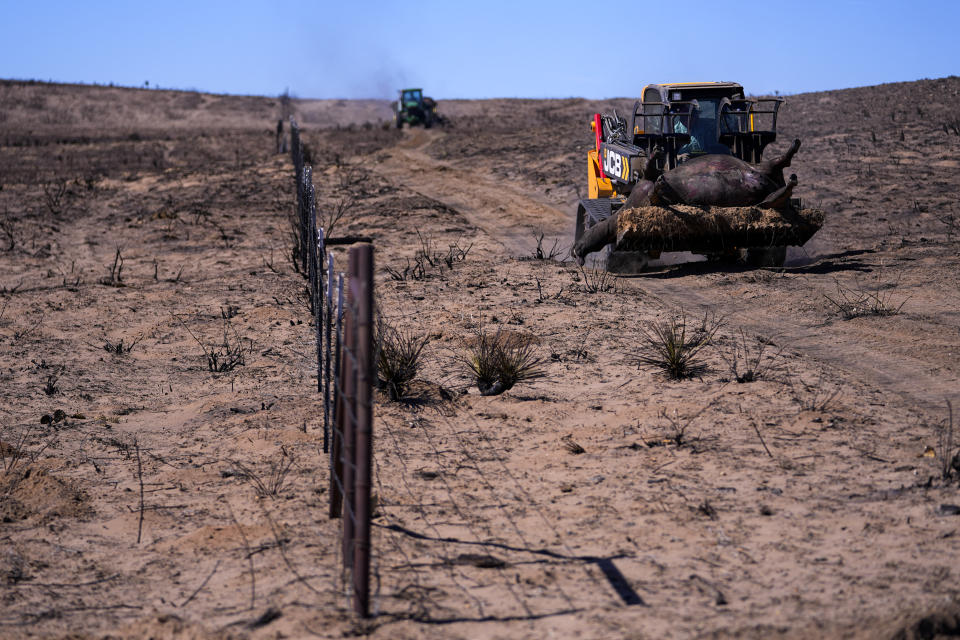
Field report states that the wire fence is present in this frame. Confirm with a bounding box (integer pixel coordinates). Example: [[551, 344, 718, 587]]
[[287, 118, 635, 623], [290, 118, 375, 617]]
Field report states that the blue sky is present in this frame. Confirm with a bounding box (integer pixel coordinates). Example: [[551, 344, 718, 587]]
[[1, 0, 957, 99]]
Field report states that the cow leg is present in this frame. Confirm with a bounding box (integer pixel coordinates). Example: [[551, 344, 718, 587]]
[[761, 138, 801, 185], [573, 212, 619, 265], [759, 174, 798, 209]]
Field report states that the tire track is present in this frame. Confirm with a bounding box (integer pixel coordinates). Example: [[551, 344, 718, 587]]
[[373, 129, 571, 257], [637, 274, 959, 417]]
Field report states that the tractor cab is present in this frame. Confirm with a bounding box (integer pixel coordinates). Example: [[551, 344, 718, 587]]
[[629, 82, 784, 168], [400, 88, 423, 107]]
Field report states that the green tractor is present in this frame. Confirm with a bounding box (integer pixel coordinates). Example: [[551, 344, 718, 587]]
[[393, 88, 439, 128]]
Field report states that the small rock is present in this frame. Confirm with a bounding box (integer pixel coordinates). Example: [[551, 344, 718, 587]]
[[40, 414, 52, 425], [938, 504, 960, 516]]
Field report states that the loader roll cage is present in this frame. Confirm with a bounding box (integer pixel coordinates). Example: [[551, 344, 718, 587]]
[[717, 97, 785, 163], [626, 95, 785, 167], [628, 100, 696, 170]]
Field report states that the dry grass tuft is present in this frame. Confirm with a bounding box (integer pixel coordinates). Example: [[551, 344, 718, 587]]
[[376, 318, 429, 401], [635, 312, 722, 379], [823, 269, 909, 319], [176, 315, 249, 373], [462, 327, 544, 396], [103, 334, 144, 355], [936, 399, 959, 481], [720, 329, 785, 383], [228, 447, 295, 498], [530, 229, 564, 261], [575, 264, 617, 294]]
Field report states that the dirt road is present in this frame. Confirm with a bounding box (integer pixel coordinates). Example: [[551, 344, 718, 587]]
[[372, 128, 571, 255]]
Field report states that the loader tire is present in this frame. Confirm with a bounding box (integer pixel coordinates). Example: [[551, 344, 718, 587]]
[[606, 250, 649, 273], [744, 245, 787, 268], [703, 250, 741, 265]]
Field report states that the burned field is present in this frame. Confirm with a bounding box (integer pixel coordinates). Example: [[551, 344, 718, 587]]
[[1, 77, 959, 639]]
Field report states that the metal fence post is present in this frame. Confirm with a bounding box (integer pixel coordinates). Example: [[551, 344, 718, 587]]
[[290, 118, 307, 275], [331, 273, 344, 454], [351, 243, 374, 618], [323, 252, 335, 454], [305, 166, 317, 317], [329, 270, 346, 520], [316, 227, 325, 394]]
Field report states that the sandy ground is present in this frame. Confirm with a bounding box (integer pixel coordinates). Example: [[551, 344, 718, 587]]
[[1, 78, 959, 639]]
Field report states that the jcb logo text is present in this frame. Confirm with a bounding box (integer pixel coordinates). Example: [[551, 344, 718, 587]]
[[603, 149, 629, 181]]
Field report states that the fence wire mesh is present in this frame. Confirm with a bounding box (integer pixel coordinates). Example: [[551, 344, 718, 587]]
[[290, 120, 374, 617], [288, 119, 633, 624]]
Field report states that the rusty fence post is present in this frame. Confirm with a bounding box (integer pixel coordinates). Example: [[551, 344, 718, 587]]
[[340, 250, 359, 575], [351, 243, 374, 617], [325, 243, 374, 617]]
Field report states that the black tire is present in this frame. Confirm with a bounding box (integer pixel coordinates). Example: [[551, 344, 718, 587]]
[[607, 250, 649, 273], [744, 246, 787, 268], [702, 249, 741, 265]]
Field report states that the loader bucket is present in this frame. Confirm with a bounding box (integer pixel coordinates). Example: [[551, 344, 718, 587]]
[[614, 204, 824, 254]]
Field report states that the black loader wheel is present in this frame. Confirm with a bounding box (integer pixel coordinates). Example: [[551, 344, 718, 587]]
[[744, 245, 787, 268], [703, 249, 741, 265]]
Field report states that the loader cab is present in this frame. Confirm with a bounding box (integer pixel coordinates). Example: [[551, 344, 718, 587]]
[[630, 82, 784, 166]]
